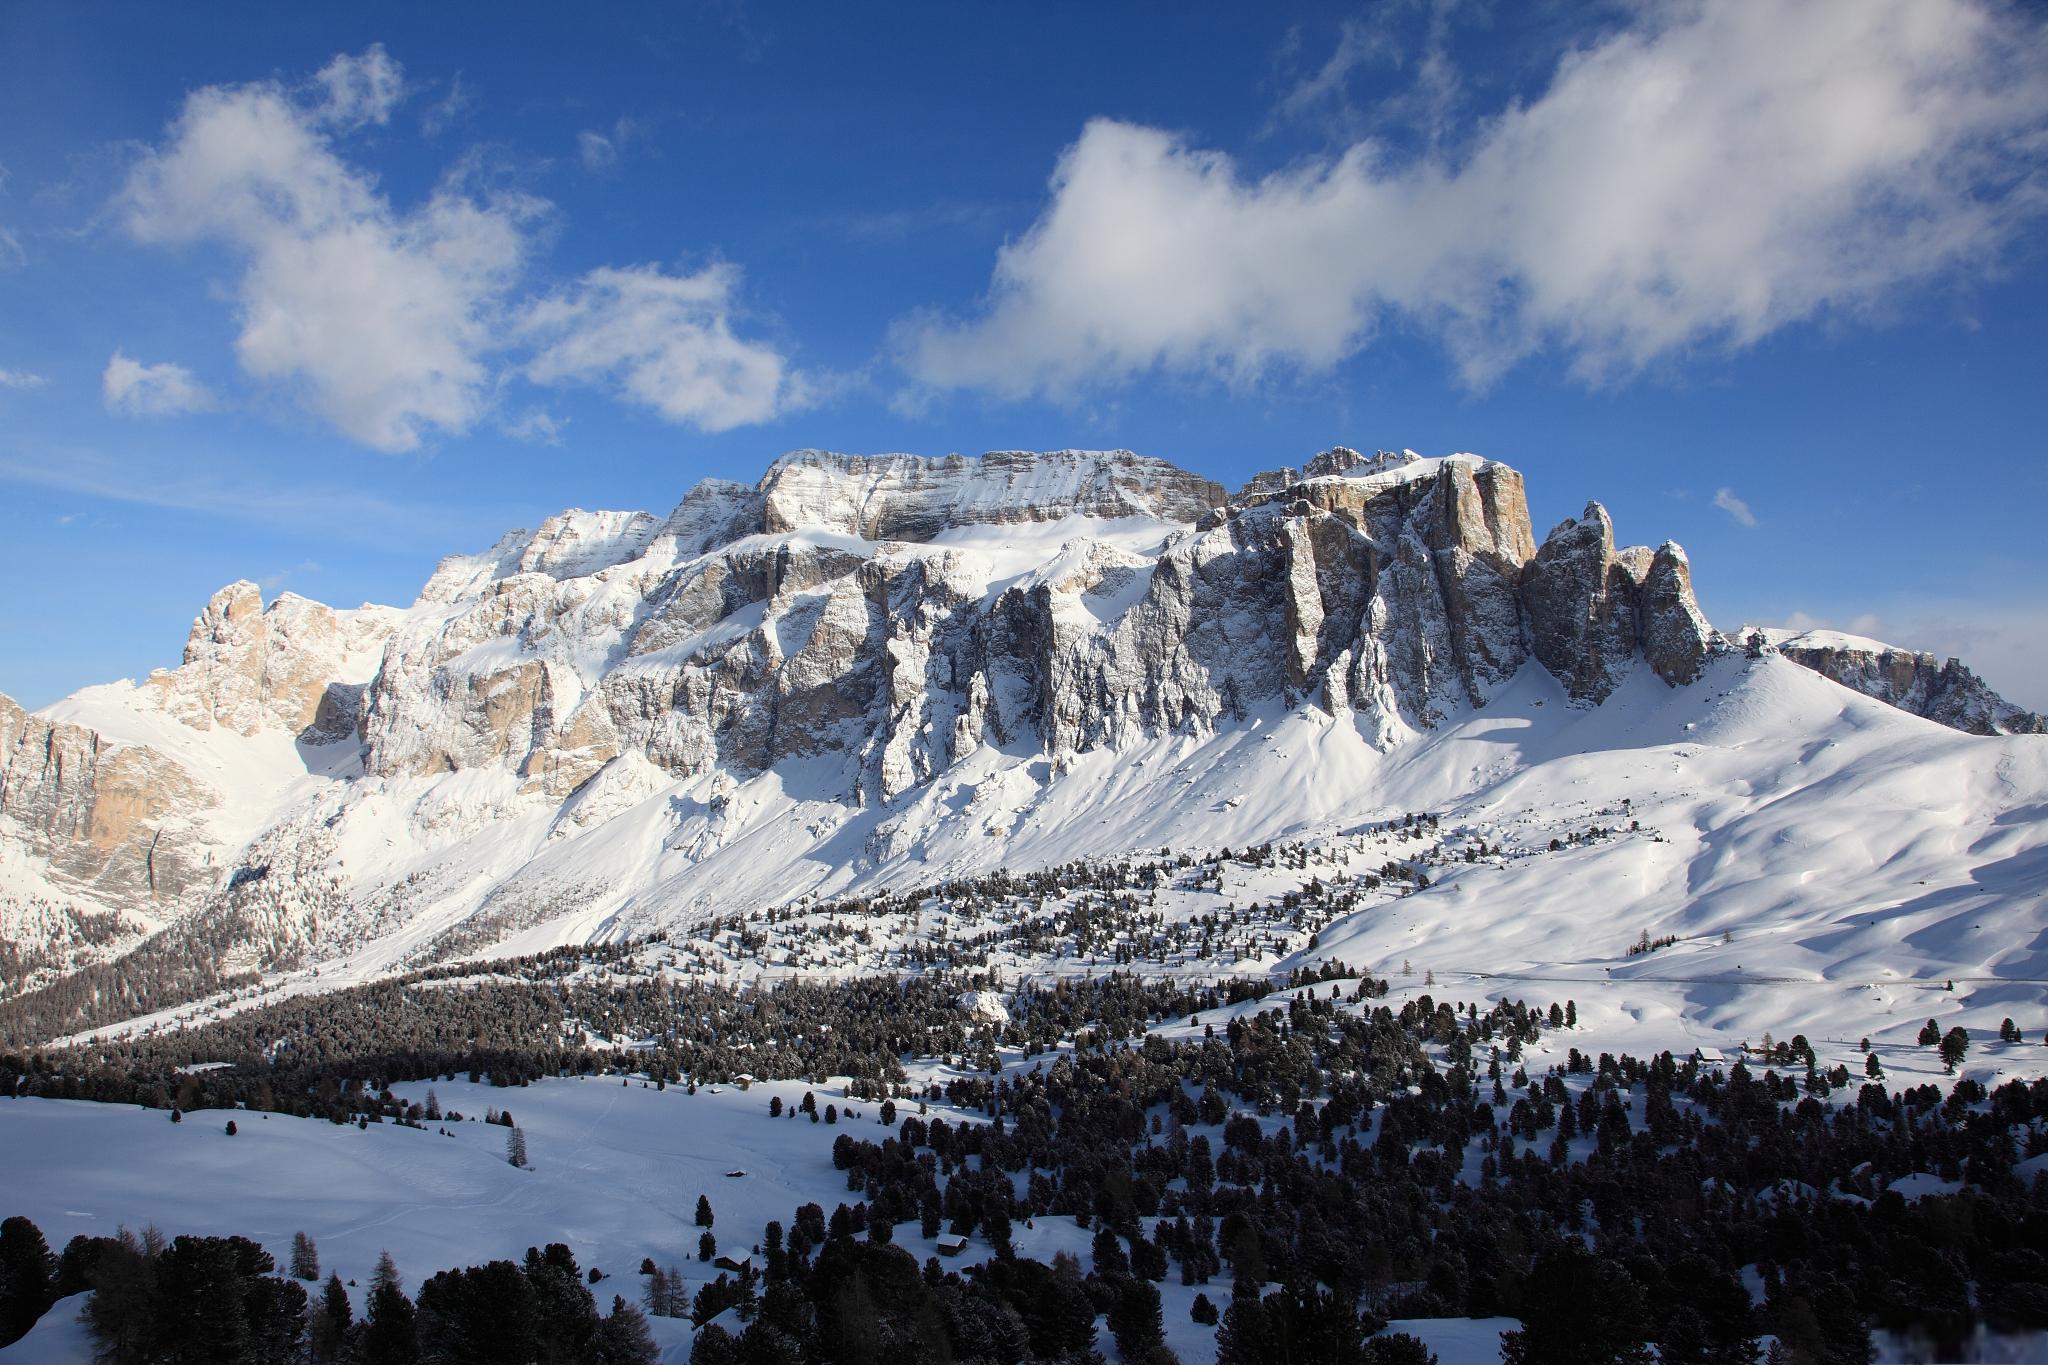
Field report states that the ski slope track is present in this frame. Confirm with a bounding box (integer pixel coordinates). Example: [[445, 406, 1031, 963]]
[[0, 446, 2043, 1056]]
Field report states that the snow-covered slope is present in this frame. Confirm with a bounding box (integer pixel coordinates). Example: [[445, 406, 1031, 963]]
[[2, 446, 2042, 1048], [1755, 625, 2045, 736]]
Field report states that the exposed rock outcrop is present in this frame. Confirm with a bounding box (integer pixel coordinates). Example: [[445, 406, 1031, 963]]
[[1523, 503, 1717, 701], [359, 449, 1717, 801], [0, 691, 215, 903], [142, 582, 401, 739], [1762, 630, 2045, 736]]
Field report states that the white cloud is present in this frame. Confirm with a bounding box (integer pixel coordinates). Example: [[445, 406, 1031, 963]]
[[1712, 487, 1758, 528], [102, 352, 215, 415], [903, 0, 2048, 398], [118, 49, 535, 452], [0, 368, 47, 390], [523, 264, 803, 432], [312, 44, 405, 128]]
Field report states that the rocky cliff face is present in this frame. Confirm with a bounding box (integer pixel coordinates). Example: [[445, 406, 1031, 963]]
[[1760, 629, 2045, 736], [357, 448, 1718, 803], [0, 691, 215, 905], [2, 585, 400, 925], [142, 581, 401, 740]]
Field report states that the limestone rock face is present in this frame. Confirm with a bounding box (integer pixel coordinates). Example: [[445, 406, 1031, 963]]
[[360, 449, 1601, 801], [142, 582, 401, 738], [1523, 503, 1717, 703], [0, 691, 215, 904], [759, 449, 1227, 540], [1764, 630, 2045, 736]]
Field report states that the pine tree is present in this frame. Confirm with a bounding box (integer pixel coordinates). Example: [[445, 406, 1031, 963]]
[[359, 1250, 418, 1365], [310, 1274, 352, 1364], [699, 1231, 716, 1262], [0, 1216, 58, 1348], [695, 1194, 714, 1227], [1107, 1278, 1166, 1361], [290, 1230, 320, 1281], [508, 1125, 529, 1168], [1939, 1026, 1970, 1073], [593, 1295, 660, 1365], [1214, 1279, 1269, 1365]]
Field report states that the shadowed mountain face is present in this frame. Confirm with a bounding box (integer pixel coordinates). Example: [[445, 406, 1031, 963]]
[[1, 446, 2035, 1038]]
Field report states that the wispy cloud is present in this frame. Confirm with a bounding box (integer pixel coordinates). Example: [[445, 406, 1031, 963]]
[[0, 368, 47, 390], [102, 352, 215, 416], [0, 444, 510, 551], [0, 161, 23, 269], [503, 407, 567, 444], [902, 0, 2048, 401], [576, 117, 642, 172], [1712, 487, 1758, 528], [420, 74, 475, 138], [826, 199, 1008, 245]]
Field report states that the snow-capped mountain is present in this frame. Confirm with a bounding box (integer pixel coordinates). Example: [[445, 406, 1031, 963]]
[[2, 446, 2042, 1041]]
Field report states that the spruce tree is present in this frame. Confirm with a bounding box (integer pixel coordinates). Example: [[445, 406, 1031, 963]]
[[309, 1274, 352, 1364], [290, 1231, 320, 1281], [359, 1251, 418, 1365], [0, 1216, 57, 1348], [593, 1295, 660, 1365]]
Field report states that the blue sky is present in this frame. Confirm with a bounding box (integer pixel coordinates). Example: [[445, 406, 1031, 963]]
[[3, 1, 2046, 709]]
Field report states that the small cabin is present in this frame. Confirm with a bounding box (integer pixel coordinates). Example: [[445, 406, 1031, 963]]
[[1692, 1046, 1726, 1065], [714, 1253, 754, 1274], [936, 1233, 968, 1257], [724, 1169, 746, 1178]]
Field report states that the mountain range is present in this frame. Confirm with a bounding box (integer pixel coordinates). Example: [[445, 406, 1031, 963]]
[[2, 446, 2042, 1045]]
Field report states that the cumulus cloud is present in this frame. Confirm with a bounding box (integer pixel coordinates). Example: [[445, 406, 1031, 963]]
[[118, 48, 536, 451], [102, 352, 216, 415], [0, 368, 47, 390], [522, 264, 804, 432], [1712, 487, 1758, 528], [116, 52, 802, 450], [902, 0, 2048, 398]]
